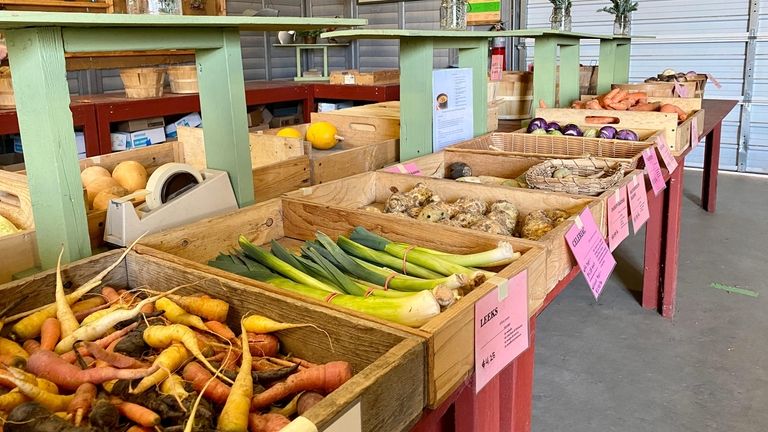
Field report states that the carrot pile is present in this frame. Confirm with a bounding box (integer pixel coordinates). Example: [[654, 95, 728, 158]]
[[570, 89, 689, 122], [0, 248, 352, 432]]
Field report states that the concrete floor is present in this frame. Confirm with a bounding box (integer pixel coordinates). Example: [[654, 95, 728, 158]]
[[533, 170, 768, 432]]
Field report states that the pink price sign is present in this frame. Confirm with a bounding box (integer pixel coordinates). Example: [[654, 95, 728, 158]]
[[607, 186, 630, 251], [382, 162, 422, 176], [691, 117, 700, 150], [490, 55, 503, 81], [627, 174, 650, 234], [655, 135, 678, 174], [474, 271, 529, 393], [706, 73, 722, 89], [642, 148, 666, 196], [565, 208, 616, 300]]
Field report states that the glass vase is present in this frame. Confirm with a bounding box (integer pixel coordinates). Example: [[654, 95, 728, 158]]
[[550, 5, 572, 32], [440, 0, 468, 31], [614, 13, 631, 36]]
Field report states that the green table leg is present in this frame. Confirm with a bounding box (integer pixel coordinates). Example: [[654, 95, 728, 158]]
[[558, 41, 581, 108], [399, 38, 434, 160], [457, 42, 488, 136], [6, 27, 91, 269], [598, 39, 632, 94], [532, 37, 558, 112], [196, 29, 254, 206]]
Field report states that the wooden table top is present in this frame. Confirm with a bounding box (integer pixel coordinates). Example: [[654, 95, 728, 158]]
[[701, 99, 739, 136]]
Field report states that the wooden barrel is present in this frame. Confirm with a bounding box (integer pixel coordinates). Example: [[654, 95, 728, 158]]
[[168, 65, 199, 94], [497, 72, 533, 120], [120, 67, 166, 99]]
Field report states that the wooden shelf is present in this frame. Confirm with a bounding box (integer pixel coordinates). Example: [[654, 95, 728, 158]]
[[0, 0, 110, 8]]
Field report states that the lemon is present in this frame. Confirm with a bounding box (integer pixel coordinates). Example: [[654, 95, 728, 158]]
[[306, 121, 338, 150], [276, 127, 303, 139]]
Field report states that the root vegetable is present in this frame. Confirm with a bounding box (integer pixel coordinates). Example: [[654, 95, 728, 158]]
[[88, 397, 119, 429], [247, 333, 279, 357], [0, 338, 28, 360], [159, 373, 189, 402], [182, 362, 230, 405], [629, 102, 660, 112], [142, 324, 231, 384], [131, 343, 191, 395], [4, 368, 73, 412], [251, 361, 352, 410], [155, 298, 207, 331], [248, 413, 291, 432], [162, 294, 229, 322], [217, 321, 253, 432], [297, 391, 324, 415], [81, 342, 147, 369], [25, 349, 158, 391], [114, 401, 160, 428], [61, 322, 138, 364], [40, 318, 61, 351], [204, 321, 237, 341], [243, 315, 310, 334], [660, 103, 688, 121], [6, 401, 97, 432], [67, 383, 96, 426]]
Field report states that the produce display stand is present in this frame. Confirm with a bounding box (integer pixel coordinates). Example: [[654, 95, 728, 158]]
[[0, 249, 427, 432], [322, 29, 639, 160], [0, 11, 365, 269]]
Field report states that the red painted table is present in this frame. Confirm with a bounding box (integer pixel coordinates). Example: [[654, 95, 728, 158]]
[[700, 99, 738, 213], [0, 96, 98, 156], [309, 82, 400, 110]]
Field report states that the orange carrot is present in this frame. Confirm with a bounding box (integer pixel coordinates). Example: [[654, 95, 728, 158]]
[[205, 321, 237, 341], [182, 362, 231, 405], [83, 341, 147, 369], [60, 322, 138, 364], [114, 400, 161, 427], [629, 102, 661, 112], [126, 426, 153, 432], [538, 99, 548, 109], [101, 287, 121, 304], [68, 382, 97, 426], [40, 318, 61, 351], [251, 361, 352, 410], [23, 339, 41, 355], [247, 333, 279, 358], [285, 356, 318, 370], [248, 413, 291, 432]]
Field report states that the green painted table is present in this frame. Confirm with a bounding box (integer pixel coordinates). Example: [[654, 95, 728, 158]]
[[272, 43, 349, 81], [322, 29, 639, 160], [0, 11, 364, 269]]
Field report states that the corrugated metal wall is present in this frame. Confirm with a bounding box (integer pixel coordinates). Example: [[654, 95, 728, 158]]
[[525, 0, 756, 172]]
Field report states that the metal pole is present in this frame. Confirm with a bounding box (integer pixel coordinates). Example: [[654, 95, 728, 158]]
[[736, 0, 759, 172], [515, 0, 527, 71]]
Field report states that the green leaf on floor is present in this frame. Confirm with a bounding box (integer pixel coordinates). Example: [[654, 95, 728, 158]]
[[709, 282, 758, 298]]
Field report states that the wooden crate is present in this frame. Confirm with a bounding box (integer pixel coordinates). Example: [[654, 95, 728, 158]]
[[260, 121, 398, 185], [0, 170, 37, 283], [448, 130, 655, 168], [537, 99, 705, 155], [177, 126, 310, 199], [311, 101, 401, 139], [0, 249, 424, 432], [467, 0, 500, 25], [283, 170, 597, 299], [138, 197, 546, 408], [329, 69, 400, 86]]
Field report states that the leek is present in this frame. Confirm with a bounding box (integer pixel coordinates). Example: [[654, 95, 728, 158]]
[[396, 242, 522, 268], [349, 227, 487, 286], [239, 236, 342, 294], [337, 236, 443, 279], [209, 254, 439, 327]]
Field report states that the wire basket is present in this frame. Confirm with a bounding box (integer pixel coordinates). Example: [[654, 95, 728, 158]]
[[525, 158, 628, 196]]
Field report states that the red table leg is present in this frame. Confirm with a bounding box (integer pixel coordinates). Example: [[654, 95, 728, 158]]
[[701, 122, 722, 213], [642, 184, 665, 310], [661, 166, 684, 318], [504, 318, 536, 432]]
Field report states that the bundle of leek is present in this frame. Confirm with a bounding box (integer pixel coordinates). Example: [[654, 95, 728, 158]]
[[208, 228, 521, 328]]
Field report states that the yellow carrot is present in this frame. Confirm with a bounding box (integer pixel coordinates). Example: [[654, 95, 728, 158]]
[[242, 315, 311, 333], [0, 337, 28, 360], [5, 368, 73, 412], [132, 343, 192, 394], [156, 298, 207, 331], [217, 320, 253, 432], [163, 294, 229, 322], [143, 324, 233, 384], [54, 249, 79, 338], [159, 373, 189, 402]]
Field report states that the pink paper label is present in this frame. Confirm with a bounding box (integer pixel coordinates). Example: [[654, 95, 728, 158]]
[[490, 55, 503, 82], [706, 73, 722, 89], [627, 174, 650, 234], [607, 186, 630, 251], [642, 148, 666, 196], [474, 271, 529, 393], [691, 117, 700, 150], [382, 162, 422, 176], [655, 135, 678, 174], [565, 208, 616, 300]]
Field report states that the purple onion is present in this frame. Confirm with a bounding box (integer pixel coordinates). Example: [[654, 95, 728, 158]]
[[616, 129, 639, 141], [527, 117, 548, 133], [562, 124, 583, 136], [598, 126, 617, 139]]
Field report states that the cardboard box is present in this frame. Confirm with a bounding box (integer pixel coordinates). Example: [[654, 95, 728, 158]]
[[165, 112, 203, 139], [248, 106, 273, 128], [317, 101, 354, 112], [111, 127, 166, 151], [269, 114, 302, 128], [117, 117, 165, 132], [12, 132, 86, 159]]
